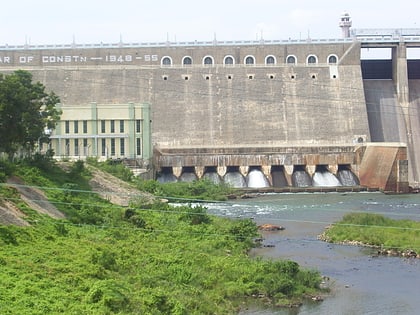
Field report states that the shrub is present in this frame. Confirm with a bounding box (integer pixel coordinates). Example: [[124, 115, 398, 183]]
[[86, 280, 129, 312], [179, 204, 211, 225]]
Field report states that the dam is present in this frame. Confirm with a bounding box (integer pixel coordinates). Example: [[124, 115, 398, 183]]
[[0, 15, 419, 193]]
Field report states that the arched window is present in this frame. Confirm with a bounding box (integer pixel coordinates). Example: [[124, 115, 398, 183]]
[[161, 56, 172, 66], [286, 55, 297, 65], [307, 55, 318, 65], [328, 54, 338, 64], [182, 56, 192, 66], [203, 56, 214, 66], [244, 55, 255, 65], [223, 55, 235, 66], [265, 55, 276, 65]]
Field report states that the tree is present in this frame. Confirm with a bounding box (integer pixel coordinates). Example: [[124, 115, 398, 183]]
[[0, 70, 61, 158]]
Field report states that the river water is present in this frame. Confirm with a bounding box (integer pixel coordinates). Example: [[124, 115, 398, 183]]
[[204, 192, 420, 315]]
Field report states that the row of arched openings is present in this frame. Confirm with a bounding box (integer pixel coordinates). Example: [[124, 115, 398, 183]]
[[161, 54, 338, 66]]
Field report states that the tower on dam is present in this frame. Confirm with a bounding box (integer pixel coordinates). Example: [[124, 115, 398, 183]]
[[1, 16, 418, 193], [339, 12, 352, 38]]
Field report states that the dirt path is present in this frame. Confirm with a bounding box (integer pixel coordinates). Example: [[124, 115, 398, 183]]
[[0, 200, 30, 226], [0, 165, 155, 226], [87, 166, 154, 206], [6, 176, 66, 220]]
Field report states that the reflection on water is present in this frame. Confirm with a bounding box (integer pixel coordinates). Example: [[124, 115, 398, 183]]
[[204, 193, 420, 315]]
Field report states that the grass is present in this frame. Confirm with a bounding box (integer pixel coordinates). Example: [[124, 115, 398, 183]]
[[0, 157, 323, 314], [321, 212, 420, 252]]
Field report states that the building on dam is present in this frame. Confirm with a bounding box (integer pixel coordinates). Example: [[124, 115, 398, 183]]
[[1, 13, 419, 193]]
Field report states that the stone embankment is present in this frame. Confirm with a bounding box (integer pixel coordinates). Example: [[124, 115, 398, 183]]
[[318, 232, 419, 258]]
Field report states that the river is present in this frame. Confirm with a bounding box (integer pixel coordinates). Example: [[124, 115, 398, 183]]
[[204, 192, 420, 315]]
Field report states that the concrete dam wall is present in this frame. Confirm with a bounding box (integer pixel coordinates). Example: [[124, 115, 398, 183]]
[[0, 39, 413, 192], [364, 79, 420, 185]]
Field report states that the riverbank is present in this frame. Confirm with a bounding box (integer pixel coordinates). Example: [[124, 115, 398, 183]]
[[210, 193, 420, 315], [317, 212, 420, 259]]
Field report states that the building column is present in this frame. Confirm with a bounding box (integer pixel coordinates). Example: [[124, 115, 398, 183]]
[[128, 102, 135, 159], [91, 102, 98, 156], [392, 42, 409, 107], [141, 103, 152, 161]]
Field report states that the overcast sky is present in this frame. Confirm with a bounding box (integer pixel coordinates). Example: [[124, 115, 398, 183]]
[[2, 0, 419, 46]]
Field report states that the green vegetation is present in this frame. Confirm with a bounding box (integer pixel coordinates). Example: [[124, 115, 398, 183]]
[[86, 157, 235, 201], [322, 212, 420, 252], [135, 178, 235, 202], [0, 70, 61, 158], [0, 158, 322, 314]]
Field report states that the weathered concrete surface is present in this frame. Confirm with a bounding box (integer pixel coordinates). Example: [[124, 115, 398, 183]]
[[155, 145, 359, 168], [358, 144, 409, 193], [407, 80, 420, 186], [0, 42, 370, 149], [364, 79, 420, 186], [1, 41, 414, 192]]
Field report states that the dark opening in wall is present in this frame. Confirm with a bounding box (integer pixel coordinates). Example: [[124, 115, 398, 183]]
[[163, 75, 168, 80], [332, 75, 337, 79], [408, 60, 420, 79], [227, 75, 232, 80], [269, 75, 274, 79], [248, 75, 254, 80], [205, 76, 210, 80], [361, 60, 392, 79], [291, 74, 295, 79], [311, 74, 316, 79], [184, 75, 189, 80]]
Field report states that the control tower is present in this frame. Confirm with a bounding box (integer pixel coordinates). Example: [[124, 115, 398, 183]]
[[339, 12, 352, 38]]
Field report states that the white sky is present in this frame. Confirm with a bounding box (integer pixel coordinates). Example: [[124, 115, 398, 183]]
[[2, 0, 419, 45]]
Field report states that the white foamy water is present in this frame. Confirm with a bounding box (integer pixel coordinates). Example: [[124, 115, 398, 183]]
[[224, 172, 246, 188], [203, 172, 222, 185], [312, 171, 342, 187], [246, 169, 270, 188], [179, 172, 197, 182], [292, 170, 312, 187], [337, 169, 360, 186], [157, 173, 178, 183]]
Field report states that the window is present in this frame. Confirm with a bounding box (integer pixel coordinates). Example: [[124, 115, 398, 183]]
[[120, 138, 125, 156], [136, 138, 141, 156], [161, 56, 172, 66], [245, 55, 255, 65], [328, 55, 338, 64], [83, 120, 88, 133], [65, 139, 70, 155], [223, 55, 234, 65], [307, 55, 317, 64], [65, 121, 70, 134], [110, 138, 115, 156], [120, 120, 124, 133], [101, 139, 106, 156], [203, 56, 214, 66], [286, 55, 296, 65], [74, 139, 79, 156], [101, 120, 106, 133], [136, 120, 141, 133], [182, 56, 192, 66], [110, 120, 115, 133], [74, 121, 78, 134], [265, 55, 276, 65]]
